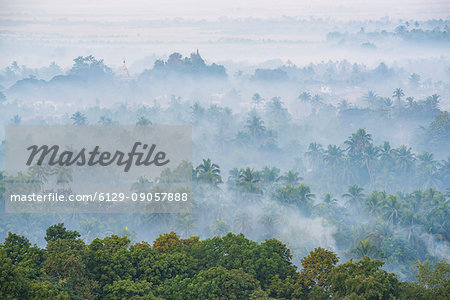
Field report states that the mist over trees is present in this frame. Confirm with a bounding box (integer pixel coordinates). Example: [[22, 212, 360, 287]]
[[0, 16, 449, 299]]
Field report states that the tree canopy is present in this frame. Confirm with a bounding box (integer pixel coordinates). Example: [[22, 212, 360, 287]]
[[1, 224, 448, 299]]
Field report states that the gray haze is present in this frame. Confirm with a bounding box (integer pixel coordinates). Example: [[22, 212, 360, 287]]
[[1, 0, 449, 67]]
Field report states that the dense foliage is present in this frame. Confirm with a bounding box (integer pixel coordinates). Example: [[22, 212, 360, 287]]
[[0, 51, 449, 298], [1, 224, 448, 299]]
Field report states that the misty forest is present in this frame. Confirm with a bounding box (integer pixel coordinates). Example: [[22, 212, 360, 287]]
[[0, 15, 449, 299]]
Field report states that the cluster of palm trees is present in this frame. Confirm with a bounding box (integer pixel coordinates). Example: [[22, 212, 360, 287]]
[[363, 89, 440, 112], [4, 164, 73, 196], [193, 158, 310, 197], [298, 92, 323, 107], [71, 111, 156, 127], [305, 128, 449, 191], [334, 184, 449, 264], [190, 155, 448, 272], [193, 158, 222, 186], [296, 89, 441, 114], [2, 150, 447, 278]]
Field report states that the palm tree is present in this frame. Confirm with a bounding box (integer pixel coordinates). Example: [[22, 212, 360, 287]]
[[260, 166, 281, 193], [298, 92, 312, 102], [175, 214, 196, 237], [11, 115, 21, 125], [344, 128, 372, 156], [427, 201, 448, 242], [258, 205, 280, 237], [417, 151, 439, 188], [392, 88, 405, 106], [379, 141, 393, 163], [343, 184, 365, 209], [252, 93, 263, 105], [438, 157, 450, 184], [71, 111, 87, 125], [245, 115, 266, 138], [191, 102, 205, 123], [363, 144, 379, 185], [136, 116, 152, 126], [323, 193, 338, 205], [323, 145, 344, 168], [260, 166, 281, 184], [237, 168, 262, 195], [425, 94, 440, 109], [315, 194, 341, 219], [266, 97, 290, 123], [340, 156, 356, 185], [305, 142, 324, 169], [27, 170, 44, 191], [364, 91, 378, 106], [297, 183, 315, 205], [338, 99, 350, 110], [274, 183, 315, 209], [55, 166, 73, 190], [233, 212, 252, 236], [98, 116, 116, 125], [146, 212, 174, 233], [280, 170, 303, 185], [28, 164, 52, 185], [400, 208, 420, 246], [420, 223, 440, 252], [382, 97, 393, 110], [195, 158, 222, 186], [352, 239, 377, 258], [382, 195, 402, 225], [227, 168, 240, 186], [409, 73, 420, 87], [371, 221, 394, 242], [394, 145, 415, 174], [405, 97, 415, 109], [364, 191, 386, 217], [211, 218, 230, 237]]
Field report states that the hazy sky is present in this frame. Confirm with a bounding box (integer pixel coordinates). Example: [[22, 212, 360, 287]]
[[0, 0, 449, 68], [2, 0, 449, 20]]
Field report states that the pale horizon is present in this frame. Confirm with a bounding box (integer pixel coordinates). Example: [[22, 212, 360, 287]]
[[1, 0, 449, 21]]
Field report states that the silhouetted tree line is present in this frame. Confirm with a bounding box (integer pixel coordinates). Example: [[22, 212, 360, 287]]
[[141, 51, 227, 79]]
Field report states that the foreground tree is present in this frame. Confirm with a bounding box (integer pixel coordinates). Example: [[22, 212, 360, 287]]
[[0, 224, 447, 299], [328, 256, 400, 299], [44, 224, 98, 299], [299, 247, 339, 297], [401, 259, 449, 299]]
